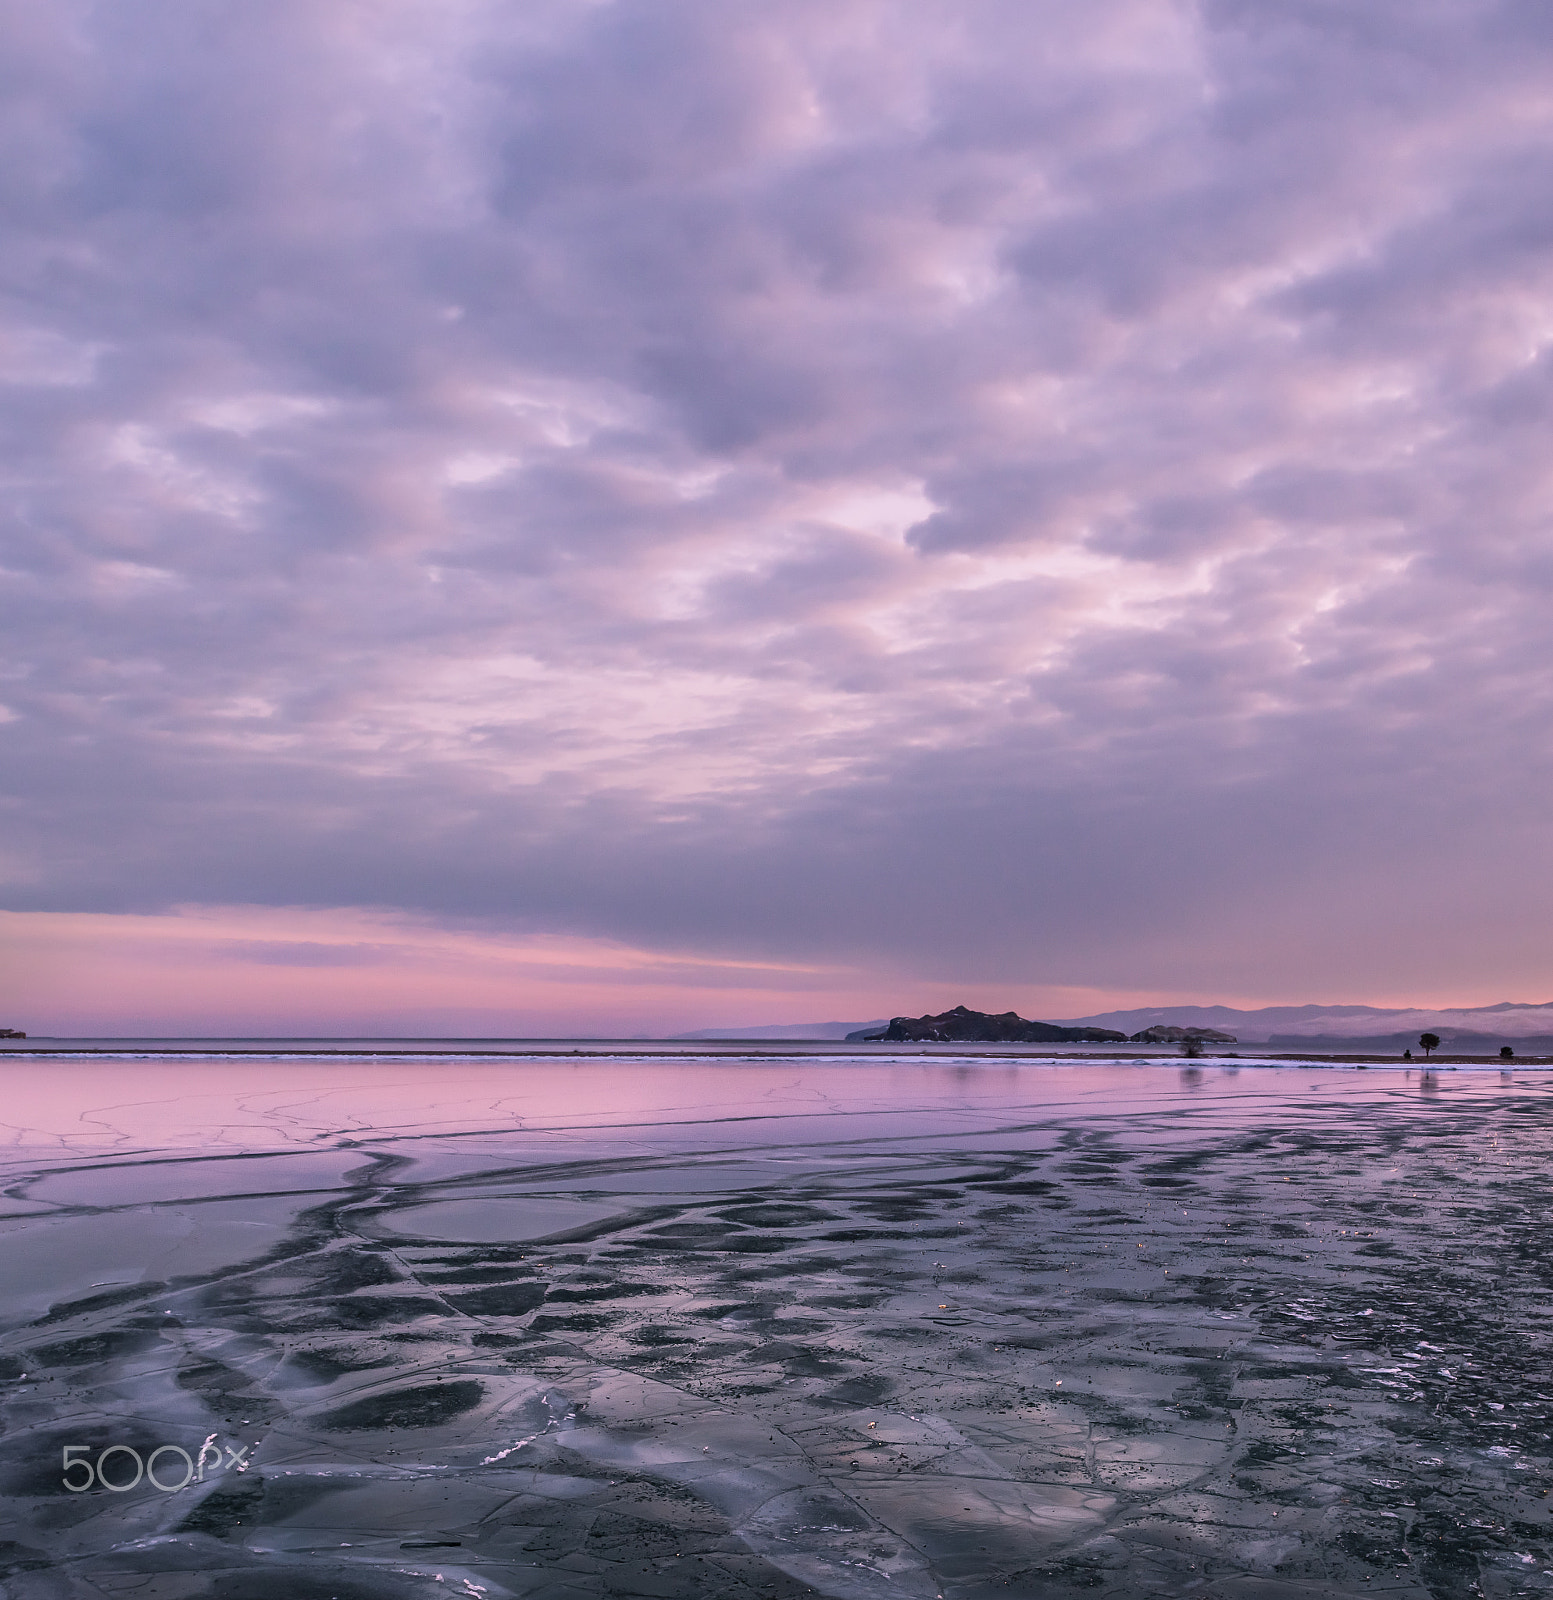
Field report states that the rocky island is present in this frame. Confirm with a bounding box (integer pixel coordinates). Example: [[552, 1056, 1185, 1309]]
[[1128, 1023, 1236, 1044], [847, 1004, 1128, 1043]]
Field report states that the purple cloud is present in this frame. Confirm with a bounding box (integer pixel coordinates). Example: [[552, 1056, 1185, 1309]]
[[3, 0, 1553, 1013]]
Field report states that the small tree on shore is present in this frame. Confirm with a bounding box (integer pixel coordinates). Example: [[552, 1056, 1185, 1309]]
[[1419, 1032, 1441, 1058]]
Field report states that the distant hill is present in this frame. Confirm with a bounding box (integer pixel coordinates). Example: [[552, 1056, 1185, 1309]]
[[1056, 1000, 1553, 1046]]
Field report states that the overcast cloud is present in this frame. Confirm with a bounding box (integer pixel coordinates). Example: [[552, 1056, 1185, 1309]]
[[3, 0, 1553, 1024]]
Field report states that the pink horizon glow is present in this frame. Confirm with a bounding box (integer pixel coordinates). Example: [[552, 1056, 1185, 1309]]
[[1, 908, 1542, 1037]]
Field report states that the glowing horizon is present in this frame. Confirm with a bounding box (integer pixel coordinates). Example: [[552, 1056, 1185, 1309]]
[[2, 907, 1545, 1038]]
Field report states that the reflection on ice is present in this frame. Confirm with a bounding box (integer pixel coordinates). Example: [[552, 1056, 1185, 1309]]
[[0, 1053, 1551, 1597], [378, 1199, 632, 1245]]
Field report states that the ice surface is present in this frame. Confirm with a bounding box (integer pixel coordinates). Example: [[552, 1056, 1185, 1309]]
[[0, 1053, 1550, 1598]]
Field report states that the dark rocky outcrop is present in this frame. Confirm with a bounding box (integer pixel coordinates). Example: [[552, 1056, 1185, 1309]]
[[848, 1005, 1126, 1044], [1127, 1025, 1237, 1044]]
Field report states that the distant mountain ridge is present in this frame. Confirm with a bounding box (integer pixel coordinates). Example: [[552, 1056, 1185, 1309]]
[[672, 1020, 889, 1040], [1055, 1000, 1553, 1044]]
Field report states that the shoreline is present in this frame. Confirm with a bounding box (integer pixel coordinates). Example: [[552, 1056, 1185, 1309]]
[[1, 1039, 1548, 1066]]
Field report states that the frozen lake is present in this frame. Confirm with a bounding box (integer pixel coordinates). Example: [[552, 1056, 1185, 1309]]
[[0, 1051, 1550, 1598]]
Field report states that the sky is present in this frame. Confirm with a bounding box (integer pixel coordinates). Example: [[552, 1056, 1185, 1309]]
[[3, 0, 1553, 1035]]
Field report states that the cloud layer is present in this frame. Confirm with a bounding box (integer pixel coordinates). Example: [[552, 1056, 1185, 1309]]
[[4, 0, 1553, 1023]]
